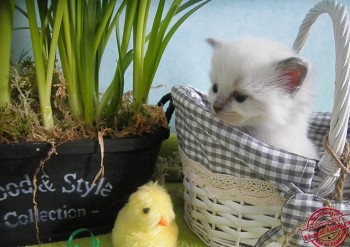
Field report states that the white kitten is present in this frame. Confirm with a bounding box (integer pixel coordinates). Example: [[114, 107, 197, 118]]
[[207, 37, 319, 159]]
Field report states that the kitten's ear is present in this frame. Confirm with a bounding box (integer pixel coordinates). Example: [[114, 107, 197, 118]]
[[275, 57, 308, 92], [206, 38, 222, 48]]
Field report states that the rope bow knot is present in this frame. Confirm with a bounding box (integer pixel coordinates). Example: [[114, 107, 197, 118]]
[[323, 135, 350, 202]]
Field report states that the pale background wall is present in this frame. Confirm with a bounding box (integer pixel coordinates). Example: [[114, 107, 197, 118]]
[[11, 0, 350, 131]]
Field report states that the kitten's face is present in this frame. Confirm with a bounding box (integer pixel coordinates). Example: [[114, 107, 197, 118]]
[[208, 71, 272, 127], [208, 81, 265, 127], [207, 38, 311, 129]]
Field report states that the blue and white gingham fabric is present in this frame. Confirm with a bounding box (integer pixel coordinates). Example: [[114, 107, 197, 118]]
[[172, 85, 350, 246]]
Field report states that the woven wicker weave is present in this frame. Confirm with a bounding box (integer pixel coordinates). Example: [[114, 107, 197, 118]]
[[181, 148, 284, 247], [173, 1, 350, 246]]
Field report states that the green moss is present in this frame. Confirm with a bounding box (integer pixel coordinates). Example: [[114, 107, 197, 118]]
[[159, 133, 178, 157], [0, 63, 168, 144], [154, 134, 183, 183]]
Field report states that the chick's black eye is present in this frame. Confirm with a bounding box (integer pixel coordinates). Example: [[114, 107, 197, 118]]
[[233, 91, 247, 103], [143, 207, 150, 214], [212, 83, 218, 93]]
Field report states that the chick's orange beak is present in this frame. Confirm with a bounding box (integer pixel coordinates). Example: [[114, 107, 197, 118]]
[[158, 217, 169, 227]]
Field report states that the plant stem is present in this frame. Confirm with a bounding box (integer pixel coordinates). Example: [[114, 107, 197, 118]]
[[45, 0, 65, 100], [133, 0, 150, 103], [25, 0, 65, 128], [0, 0, 15, 108], [57, 0, 82, 119], [26, 0, 53, 127], [95, 1, 134, 120]]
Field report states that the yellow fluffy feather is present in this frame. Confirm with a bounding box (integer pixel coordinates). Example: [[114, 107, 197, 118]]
[[111, 182, 178, 247]]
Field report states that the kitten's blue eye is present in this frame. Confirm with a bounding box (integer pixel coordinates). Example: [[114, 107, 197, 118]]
[[212, 83, 218, 93], [233, 91, 247, 103]]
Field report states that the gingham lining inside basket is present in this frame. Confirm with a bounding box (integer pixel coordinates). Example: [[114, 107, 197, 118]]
[[172, 85, 320, 195]]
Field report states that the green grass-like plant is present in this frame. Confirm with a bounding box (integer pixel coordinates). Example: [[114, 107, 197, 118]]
[[25, 0, 65, 127], [2, 0, 210, 140], [58, 0, 211, 126]]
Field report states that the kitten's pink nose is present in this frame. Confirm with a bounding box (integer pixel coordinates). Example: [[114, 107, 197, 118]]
[[213, 101, 224, 113]]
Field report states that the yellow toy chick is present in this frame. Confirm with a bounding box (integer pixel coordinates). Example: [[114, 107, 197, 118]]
[[111, 181, 178, 247]]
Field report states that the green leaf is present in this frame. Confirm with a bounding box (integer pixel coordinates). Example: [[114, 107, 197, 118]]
[[25, 0, 54, 127], [141, 0, 211, 101]]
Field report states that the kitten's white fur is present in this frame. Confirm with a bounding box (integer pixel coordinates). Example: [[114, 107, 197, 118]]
[[207, 37, 319, 159]]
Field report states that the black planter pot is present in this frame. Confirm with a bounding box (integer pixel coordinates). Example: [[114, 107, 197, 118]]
[[0, 127, 169, 246]]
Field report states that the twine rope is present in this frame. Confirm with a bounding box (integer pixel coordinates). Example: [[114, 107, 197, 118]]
[[323, 135, 350, 201], [282, 200, 333, 246], [92, 131, 105, 185], [282, 222, 306, 247], [32, 143, 57, 245]]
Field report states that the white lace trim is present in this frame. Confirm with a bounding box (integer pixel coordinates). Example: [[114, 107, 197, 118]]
[[179, 147, 285, 207]]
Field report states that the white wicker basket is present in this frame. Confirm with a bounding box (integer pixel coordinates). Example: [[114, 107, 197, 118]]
[[172, 1, 350, 246], [181, 148, 284, 247]]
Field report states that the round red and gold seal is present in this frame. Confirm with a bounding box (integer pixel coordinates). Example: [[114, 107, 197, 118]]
[[301, 207, 349, 247]]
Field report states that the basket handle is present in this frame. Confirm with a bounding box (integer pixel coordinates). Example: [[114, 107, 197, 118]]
[[293, 0, 350, 197], [157, 93, 175, 123]]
